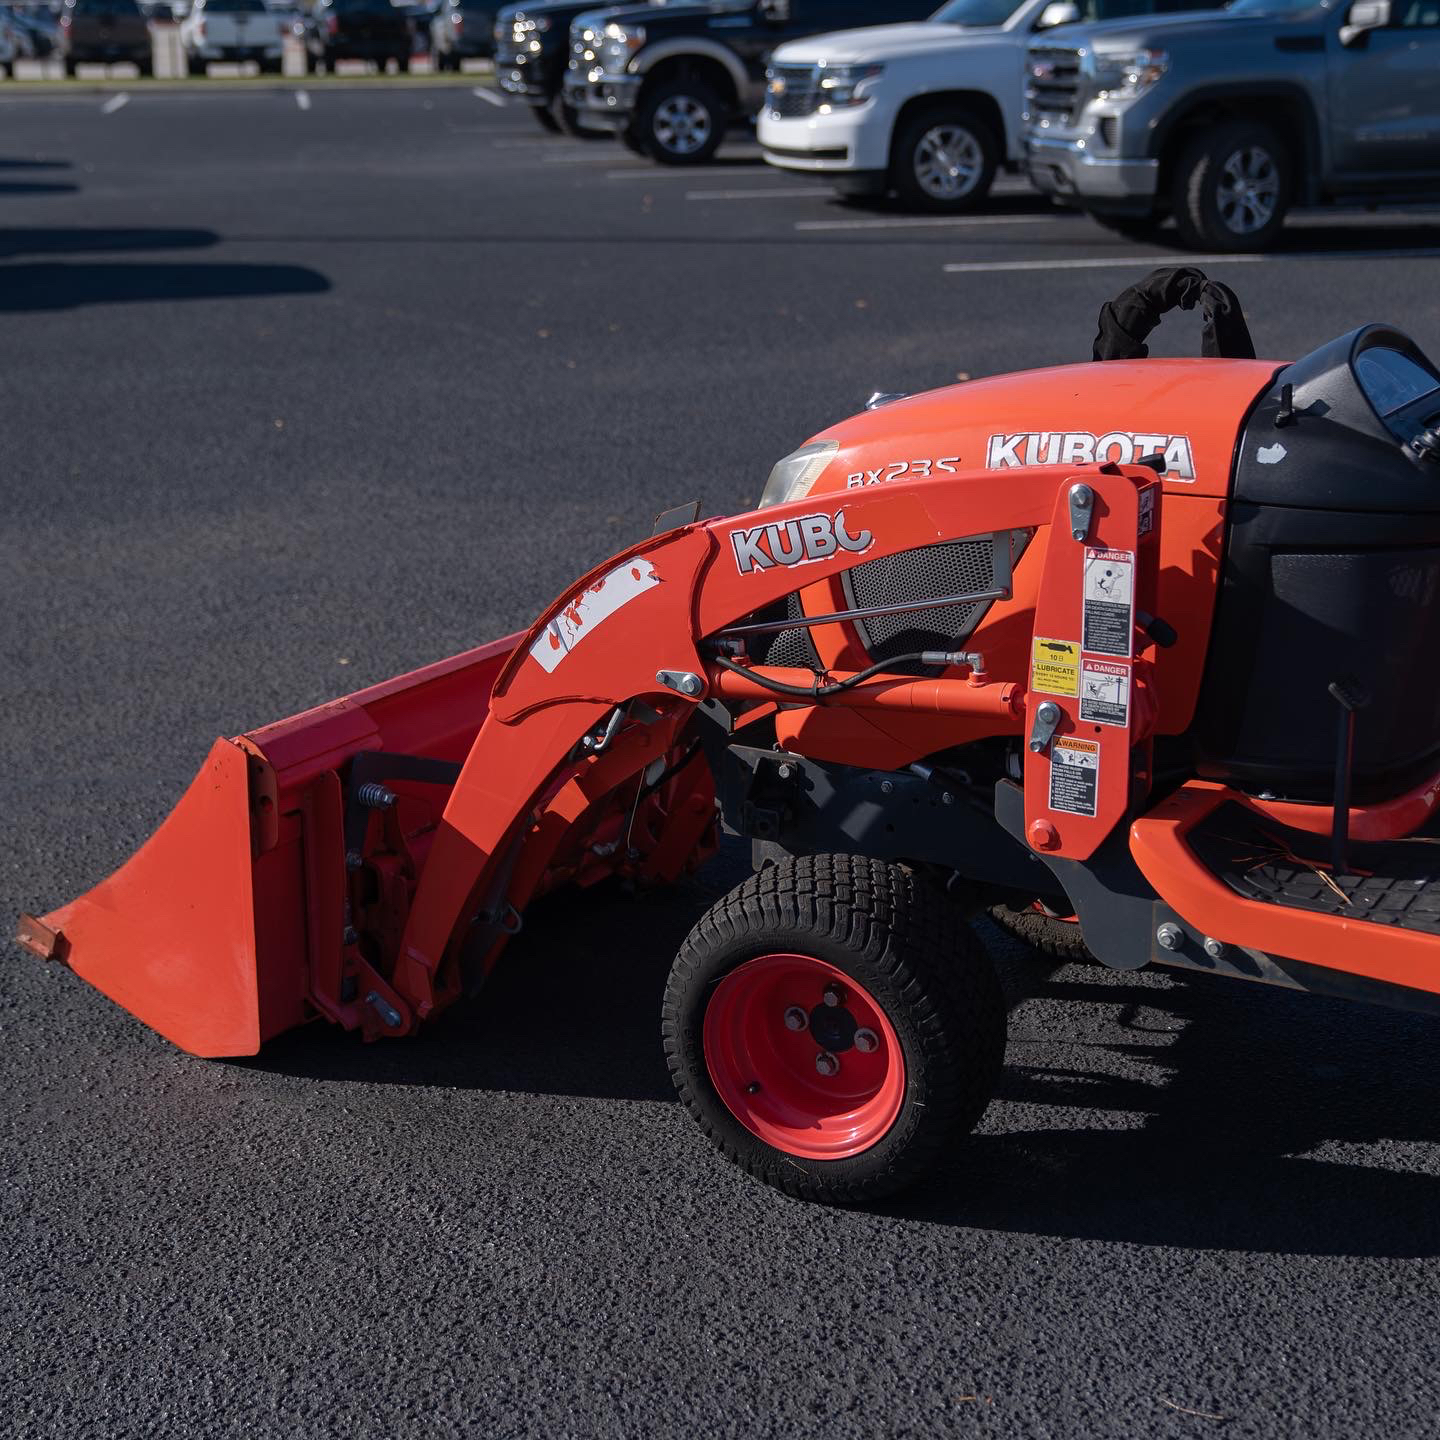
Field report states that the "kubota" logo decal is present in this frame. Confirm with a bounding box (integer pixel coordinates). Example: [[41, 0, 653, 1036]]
[[986, 431, 1196, 482], [730, 509, 874, 575]]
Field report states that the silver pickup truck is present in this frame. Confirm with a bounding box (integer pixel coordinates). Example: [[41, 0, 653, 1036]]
[[1025, 0, 1440, 250]]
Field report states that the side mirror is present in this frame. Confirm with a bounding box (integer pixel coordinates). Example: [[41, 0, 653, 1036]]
[[1036, 1, 1081, 28], [1340, 0, 1389, 44]]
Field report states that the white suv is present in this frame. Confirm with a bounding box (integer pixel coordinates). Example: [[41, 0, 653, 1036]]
[[758, 0, 1192, 211]]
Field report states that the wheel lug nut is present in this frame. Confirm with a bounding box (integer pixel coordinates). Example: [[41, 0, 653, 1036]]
[[854, 1028, 879, 1054], [783, 1006, 808, 1031], [815, 1051, 840, 1077], [822, 984, 845, 1008]]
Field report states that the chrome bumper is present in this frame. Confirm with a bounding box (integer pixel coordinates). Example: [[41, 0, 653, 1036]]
[[1026, 135, 1159, 203]]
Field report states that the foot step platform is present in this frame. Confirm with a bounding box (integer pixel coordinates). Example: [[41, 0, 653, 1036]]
[[1187, 803, 1440, 935]]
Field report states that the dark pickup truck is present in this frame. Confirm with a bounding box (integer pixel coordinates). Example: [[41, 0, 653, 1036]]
[[305, 0, 415, 71], [563, 0, 937, 164], [496, 0, 628, 133], [59, 0, 153, 75], [1026, 0, 1440, 250]]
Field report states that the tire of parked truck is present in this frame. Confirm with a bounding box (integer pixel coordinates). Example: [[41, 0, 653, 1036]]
[[635, 72, 726, 166], [1171, 120, 1291, 253], [186, 53, 205, 76], [619, 124, 647, 156], [259, 55, 282, 75], [663, 853, 1006, 1204], [891, 105, 998, 213], [396, 54, 410, 73], [63, 56, 77, 76]]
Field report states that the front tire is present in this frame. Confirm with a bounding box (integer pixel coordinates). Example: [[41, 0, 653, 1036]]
[[891, 106, 997, 213], [1171, 121, 1290, 253], [636, 72, 725, 166], [663, 854, 1006, 1205]]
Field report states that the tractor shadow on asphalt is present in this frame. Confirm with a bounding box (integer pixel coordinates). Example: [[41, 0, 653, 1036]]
[[254, 843, 1440, 1256], [892, 956, 1440, 1259]]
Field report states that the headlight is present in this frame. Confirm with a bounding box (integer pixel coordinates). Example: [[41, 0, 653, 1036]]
[[599, 20, 644, 67], [1091, 48, 1167, 101], [511, 14, 550, 36], [759, 440, 838, 509], [814, 62, 883, 111]]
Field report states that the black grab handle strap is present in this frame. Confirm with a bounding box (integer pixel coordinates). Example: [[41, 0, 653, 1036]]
[[1092, 266, 1256, 362]]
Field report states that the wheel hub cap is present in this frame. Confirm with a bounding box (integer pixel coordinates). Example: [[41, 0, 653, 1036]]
[[653, 96, 711, 155], [1217, 145, 1279, 235], [702, 954, 905, 1160], [914, 124, 982, 201]]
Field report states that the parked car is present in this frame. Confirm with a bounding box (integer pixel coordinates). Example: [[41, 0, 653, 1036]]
[[496, 0, 624, 133], [180, 0, 287, 70], [58, 0, 153, 75], [563, 0, 940, 166], [8, 2, 63, 57], [430, 0, 495, 67], [758, 0, 1219, 210], [304, 0, 414, 70], [1026, 0, 1440, 250]]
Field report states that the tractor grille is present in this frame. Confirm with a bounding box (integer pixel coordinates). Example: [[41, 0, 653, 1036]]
[[754, 591, 821, 671], [1026, 45, 1083, 123], [766, 64, 821, 120], [846, 538, 1004, 670]]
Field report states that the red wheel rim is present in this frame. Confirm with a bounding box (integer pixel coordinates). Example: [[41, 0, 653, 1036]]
[[702, 954, 905, 1161]]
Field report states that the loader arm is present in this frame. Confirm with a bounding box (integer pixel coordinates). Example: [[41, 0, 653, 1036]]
[[393, 463, 1158, 1024]]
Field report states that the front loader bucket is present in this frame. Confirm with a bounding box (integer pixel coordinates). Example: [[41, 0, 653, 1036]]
[[18, 634, 522, 1058]]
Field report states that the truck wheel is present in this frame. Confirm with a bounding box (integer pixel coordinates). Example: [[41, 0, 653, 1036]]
[[637, 73, 725, 166], [988, 901, 1093, 962], [619, 123, 647, 156], [1172, 121, 1290, 253], [137, 57, 154, 78], [63, 56, 77, 77], [186, 53, 204, 77], [891, 106, 997, 212], [663, 854, 1006, 1204]]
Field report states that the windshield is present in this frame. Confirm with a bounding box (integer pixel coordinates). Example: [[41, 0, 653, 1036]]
[[930, 0, 1020, 22]]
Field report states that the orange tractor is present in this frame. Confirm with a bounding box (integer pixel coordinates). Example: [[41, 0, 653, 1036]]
[[19, 269, 1440, 1203]]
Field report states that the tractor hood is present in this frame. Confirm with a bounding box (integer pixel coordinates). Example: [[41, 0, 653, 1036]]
[[792, 358, 1280, 504]]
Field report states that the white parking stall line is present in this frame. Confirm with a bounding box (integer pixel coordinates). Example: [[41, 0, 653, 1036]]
[[99, 93, 130, 115], [604, 165, 774, 180], [686, 187, 826, 201], [295, 89, 311, 111], [942, 248, 1440, 274], [472, 86, 506, 107], [797, 213, 1061, 232]]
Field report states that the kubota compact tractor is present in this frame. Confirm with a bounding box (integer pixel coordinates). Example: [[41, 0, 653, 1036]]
[[19, 270, 1440, 1203]]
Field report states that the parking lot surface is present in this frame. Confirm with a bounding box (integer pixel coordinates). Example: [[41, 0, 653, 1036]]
[[5, 84, 1440, 1439]]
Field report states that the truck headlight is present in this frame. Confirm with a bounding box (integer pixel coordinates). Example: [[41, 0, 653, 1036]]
[[759, 440, 838, 509], [1091, 48, 1167, 101], [815, 61, 883, 111], [599, 20, 644, 69], [510, 14, 550, 39]]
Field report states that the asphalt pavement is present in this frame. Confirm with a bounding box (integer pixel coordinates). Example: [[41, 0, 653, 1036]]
[[4, 82, 1440, 1440]]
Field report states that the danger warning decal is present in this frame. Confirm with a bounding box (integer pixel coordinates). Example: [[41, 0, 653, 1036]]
[[1082, 548, 1134, 657], [1049, 736, 1100, 817], [1079, 659, 1130, 728], [1031, 637, 1079, 697]]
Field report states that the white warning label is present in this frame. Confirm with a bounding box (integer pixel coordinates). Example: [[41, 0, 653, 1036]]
[[1082, 548, 1134, 657], [1080, 659, 1130, 728], [1049, 736, 1100, 817]]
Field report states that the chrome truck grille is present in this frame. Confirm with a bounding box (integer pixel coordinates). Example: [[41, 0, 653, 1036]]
[[766, 64, 821, 120], [1026, 45, 1083, 123]]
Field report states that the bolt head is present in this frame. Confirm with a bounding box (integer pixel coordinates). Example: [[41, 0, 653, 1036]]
[[1028, 818, 1059, 850], [822, 984, 845, 1008], [1037, 701, 1060, 723], [880, 779, 894, 795], [941, 791, 954, 805], [777, 763, 794, 780], [1156, 923, 1184, 952], [1203, 936, 1227, 960], [682, 675, 702, 696], [854, 1028, 879, 1054], [783, 1006, 808, 1031], [815, 1051, 840, 1077], [1070, 483, 1093, 508]]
